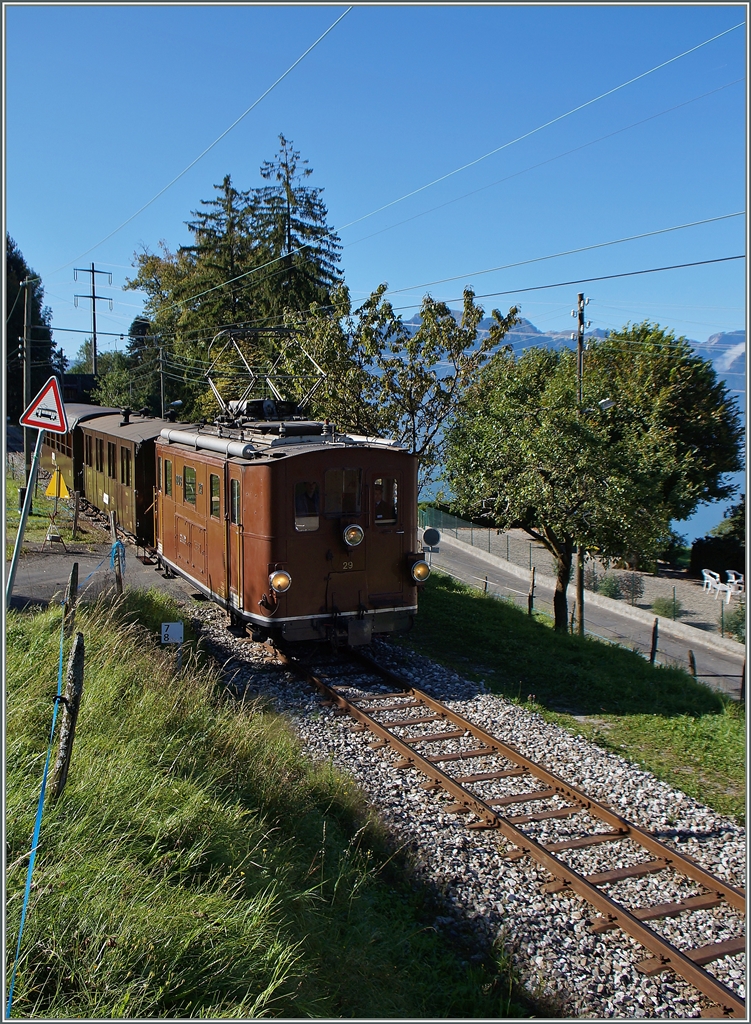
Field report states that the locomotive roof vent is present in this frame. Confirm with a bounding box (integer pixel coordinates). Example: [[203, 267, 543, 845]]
[[120, 407, 131, 426]]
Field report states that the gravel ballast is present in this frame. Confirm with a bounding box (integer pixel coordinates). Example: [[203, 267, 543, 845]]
[[190, 602, 745, 1019]]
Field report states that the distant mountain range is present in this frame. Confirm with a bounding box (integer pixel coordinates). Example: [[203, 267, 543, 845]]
[[404, 313, 746, 407]]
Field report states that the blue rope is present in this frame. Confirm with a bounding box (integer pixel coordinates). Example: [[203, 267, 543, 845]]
[[6, 610, 66, 1017], [110, 540, 126, 581]]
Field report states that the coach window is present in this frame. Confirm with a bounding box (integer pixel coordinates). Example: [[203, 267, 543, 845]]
[[210, 474, 220, 518], [120, 447, 132, 487], [230, 478, 240, 525], [85, 435, 93, 468], [107, 442, 116, 479], [157, 457, 162, 490], [165, 459, 172, 497], [184, 465, 196, 505], [324, 469, 361, 516], [294, 481, 320, 532], [96, 438, 104, 473], [373, 477, 398, 524]]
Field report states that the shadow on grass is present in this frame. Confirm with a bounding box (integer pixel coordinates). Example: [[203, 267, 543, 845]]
[[403, 574, 728, 719]]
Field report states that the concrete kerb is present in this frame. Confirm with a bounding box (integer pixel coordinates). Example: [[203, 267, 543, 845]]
[[437, 534, 745, 658]]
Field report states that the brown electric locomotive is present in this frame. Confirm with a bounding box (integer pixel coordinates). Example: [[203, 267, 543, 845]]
[[154, 402, 431, 644]]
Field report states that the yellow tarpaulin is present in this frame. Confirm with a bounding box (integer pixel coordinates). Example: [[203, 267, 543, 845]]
[[45, 469, 70, 499]]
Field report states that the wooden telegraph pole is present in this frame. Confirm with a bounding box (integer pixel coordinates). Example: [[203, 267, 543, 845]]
[[573, 292, 590, 637]]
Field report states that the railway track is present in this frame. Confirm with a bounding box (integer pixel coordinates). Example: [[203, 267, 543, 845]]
[[278, 645, 745, 1019]]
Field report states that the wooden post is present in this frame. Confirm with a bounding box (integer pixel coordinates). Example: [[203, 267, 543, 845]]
[[110, 511, 123, 595], [484, 575, 488, 593], [688, 649, 697, 678], [64, 562, 79, 635], [72, 490, 80, 540], [528, 567, 536, 615], [650, 618, 659, 665], [49, 632, 85, 800]]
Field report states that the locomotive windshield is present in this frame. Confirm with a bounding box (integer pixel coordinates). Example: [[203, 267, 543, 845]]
[[295, 480, 320, 532], [324, 469, 361, 516]]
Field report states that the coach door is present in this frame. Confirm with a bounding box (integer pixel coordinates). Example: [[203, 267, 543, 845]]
[[227, 465, 243, 610]]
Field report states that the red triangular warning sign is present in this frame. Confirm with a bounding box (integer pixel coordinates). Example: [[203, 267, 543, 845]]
[[20, 376, 69, 433]]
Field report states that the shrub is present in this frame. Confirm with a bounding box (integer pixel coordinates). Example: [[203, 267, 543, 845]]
[[621, 572, 645, 606], [723, 597, 746, 643], [597, 575, 622, 600], [652, 596, 683, 619]]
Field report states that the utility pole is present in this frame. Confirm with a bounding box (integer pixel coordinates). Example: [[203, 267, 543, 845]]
[[159, 347, 165, 418], [572, 292, 590, 636], [22, 278, 34, 485], [74, 263, 113, 375]]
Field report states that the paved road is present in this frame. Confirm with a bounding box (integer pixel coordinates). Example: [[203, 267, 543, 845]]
[[429, 540, 745, 701]]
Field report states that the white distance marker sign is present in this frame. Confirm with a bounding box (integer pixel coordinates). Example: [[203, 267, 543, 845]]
[[161, 621, 184, 644]]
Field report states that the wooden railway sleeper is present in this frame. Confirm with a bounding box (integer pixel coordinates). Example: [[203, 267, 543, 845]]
[[287, 657, 745, 1018]]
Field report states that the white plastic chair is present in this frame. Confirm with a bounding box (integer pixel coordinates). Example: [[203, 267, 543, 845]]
[[701, 569, 720, 593], [714, 582, 732, 604], [726, 570, 744, 594]]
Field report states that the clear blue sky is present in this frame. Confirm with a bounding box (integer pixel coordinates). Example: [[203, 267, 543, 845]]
[[4, 3, 747, 534]]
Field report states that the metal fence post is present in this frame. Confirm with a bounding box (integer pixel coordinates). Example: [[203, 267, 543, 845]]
[[650, 618, 659, 664]]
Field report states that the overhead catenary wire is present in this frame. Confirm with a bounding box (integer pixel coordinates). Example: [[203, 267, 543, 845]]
[[114, 30, 745, 321], [335, 21, 745, 232], [43, 6, 353, 279], [385, 212, 746, 297], [342, 78, 746, 252], [389, 255, 746, 313]]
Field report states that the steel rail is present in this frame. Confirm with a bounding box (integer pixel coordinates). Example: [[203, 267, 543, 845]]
[[289, 652, 745, 1018]]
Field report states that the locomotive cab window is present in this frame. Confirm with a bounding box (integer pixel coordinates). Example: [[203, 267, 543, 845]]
[[164, 459, 172, 497], [373, 477, 398, 524], [184, 465, 196, 505], [324, 469, 361, 516], [210, 474, 220, 518], [294, 481, 320, 532]]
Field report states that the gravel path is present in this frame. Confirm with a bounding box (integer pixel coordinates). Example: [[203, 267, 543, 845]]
[[188, 601, 746, 1020]]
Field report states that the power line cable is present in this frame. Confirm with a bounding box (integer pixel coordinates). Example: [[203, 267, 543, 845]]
[[343, 78, 745, 252], [133, 30, 744, 320], [336, 21, 745, 232], [43, 6, 353, 278], [386, 212, 745, 296], [389, 255, 746, 312]]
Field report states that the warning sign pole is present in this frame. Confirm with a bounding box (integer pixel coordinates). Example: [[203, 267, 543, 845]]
[[6, 429, 45, 609]]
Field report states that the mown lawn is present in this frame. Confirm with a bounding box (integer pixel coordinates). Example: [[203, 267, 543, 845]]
[[394, 572, 745, 822], [6, 589, 529, 1019]]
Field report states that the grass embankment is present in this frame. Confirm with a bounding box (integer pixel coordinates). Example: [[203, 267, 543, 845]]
[[395, 573, 745, 823], [5, 468, 110, 560], [6, 590, 526, 1019]]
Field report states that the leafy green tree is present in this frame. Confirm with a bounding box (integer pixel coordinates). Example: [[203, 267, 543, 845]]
[[445, 323, 742, 630], [5, 234, 56, 421], [710, 495, 745, 541]]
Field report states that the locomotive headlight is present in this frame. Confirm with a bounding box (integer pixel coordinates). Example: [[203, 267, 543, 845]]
[[269, 570, 292, 594], [343, 524, 364, 547], [411, 560, 431, 583]]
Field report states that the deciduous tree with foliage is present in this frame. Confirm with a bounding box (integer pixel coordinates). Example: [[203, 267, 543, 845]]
[[445, 323, 743, 630], [6, 234, 57, 421], [285, 285, 519, 486]]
